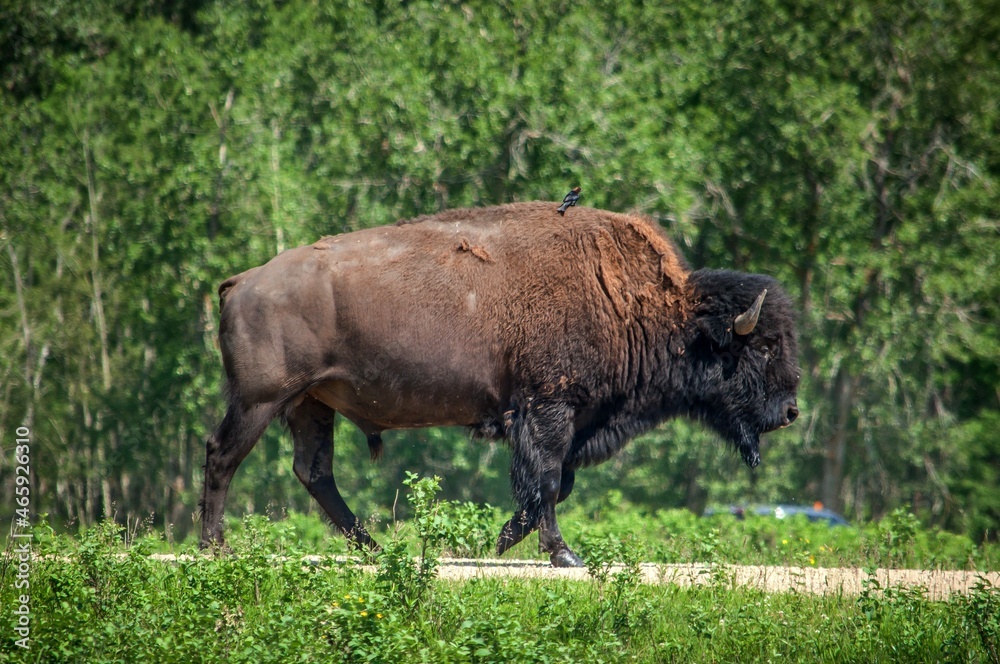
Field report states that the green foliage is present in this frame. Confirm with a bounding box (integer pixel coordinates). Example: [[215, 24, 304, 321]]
[[953, 578, 1000, 664], [4, 509, 1000, 663], [556, 500, 999, 570], [580, 533, 650, 641], [357, 473, 500, 618], [373, 473, 446, 611], [1, 0, 998, 546], [856, 571, 954, 662], [159, 499, 999, 570]]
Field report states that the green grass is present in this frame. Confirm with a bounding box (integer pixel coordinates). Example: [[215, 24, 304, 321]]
[[558, 497, 1000, 571], [2, 518, 999, 663], [3, 477, 999, 662]]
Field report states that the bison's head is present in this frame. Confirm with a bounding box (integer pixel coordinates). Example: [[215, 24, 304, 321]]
[[687, 269, 801, 468]]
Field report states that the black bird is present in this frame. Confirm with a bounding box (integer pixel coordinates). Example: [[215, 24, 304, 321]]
[[556, 186, 582, 215]]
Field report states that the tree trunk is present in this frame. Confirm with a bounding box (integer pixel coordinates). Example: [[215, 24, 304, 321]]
[[821, 365, 858, 512], [84, 129, 112, 393]]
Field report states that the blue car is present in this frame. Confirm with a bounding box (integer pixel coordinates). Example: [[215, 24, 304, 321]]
[[704, 504, 850, 527]]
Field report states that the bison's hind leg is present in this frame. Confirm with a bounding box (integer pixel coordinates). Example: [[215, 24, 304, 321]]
[[200, 397, 283, 550], [288, 395, 378, 551]]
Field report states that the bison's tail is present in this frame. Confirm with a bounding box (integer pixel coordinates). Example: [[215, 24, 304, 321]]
[[217, 272, 243, 311], [217, 266, 263, 312]]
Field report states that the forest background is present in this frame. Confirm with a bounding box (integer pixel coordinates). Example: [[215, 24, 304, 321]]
[[1, 0, 997, 544]]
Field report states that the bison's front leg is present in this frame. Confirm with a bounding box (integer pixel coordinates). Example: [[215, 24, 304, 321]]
[[537, 467, 584, 567], [496, 401, 583, 568]]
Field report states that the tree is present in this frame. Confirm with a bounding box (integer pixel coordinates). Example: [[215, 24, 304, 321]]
[[2, 0, 996, 541]]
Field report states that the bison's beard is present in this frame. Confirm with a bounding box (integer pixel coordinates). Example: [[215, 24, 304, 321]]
[[734, 422, 761, 469], [702, 411, 762, 469]]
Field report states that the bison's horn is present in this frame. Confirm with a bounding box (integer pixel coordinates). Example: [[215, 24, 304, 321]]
[[734, 289, 767, 336]]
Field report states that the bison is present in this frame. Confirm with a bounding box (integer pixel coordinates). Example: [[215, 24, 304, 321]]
[[200, 202, 800, 567]]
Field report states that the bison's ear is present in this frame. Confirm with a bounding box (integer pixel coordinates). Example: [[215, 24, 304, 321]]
[[696, 314, 734, 348], [694, 299, 735, 348]]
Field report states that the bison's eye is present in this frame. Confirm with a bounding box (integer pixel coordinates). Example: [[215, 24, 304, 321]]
[[757, 338, 780, 365]]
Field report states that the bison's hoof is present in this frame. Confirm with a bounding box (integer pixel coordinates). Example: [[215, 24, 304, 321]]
[[550, 548, 584, 568]]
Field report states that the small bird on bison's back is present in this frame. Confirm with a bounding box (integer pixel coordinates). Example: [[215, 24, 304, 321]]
[[557, 186, 582, 215]]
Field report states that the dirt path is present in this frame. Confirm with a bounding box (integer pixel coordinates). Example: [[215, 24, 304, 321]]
[[150, 555, 999, 600], [428, 559, 1000, 601]]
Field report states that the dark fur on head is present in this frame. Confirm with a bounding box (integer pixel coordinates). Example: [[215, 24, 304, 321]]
[[684, 269, 800, 467], [543, 269, 800, 477]]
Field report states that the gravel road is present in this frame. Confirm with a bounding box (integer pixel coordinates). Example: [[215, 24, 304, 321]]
[[428, 559, 999, 601]]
